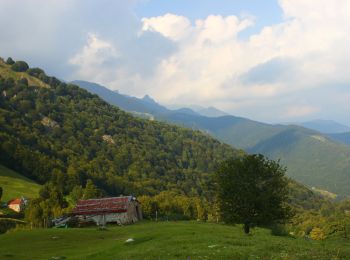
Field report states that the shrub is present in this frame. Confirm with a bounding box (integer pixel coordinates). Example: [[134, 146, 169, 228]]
[[0, 219, 17, 234], [27, 67, 45, 77], [6, 57, 15, 65], [270, 224, 289, 237], [18, 78, 28, 86], [310, 227, 326, 240], [11, 61, 29, 72]]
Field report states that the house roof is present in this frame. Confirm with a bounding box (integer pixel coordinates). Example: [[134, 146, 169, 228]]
[[72, 196, 135, 215], [8, 198, 22, 205]]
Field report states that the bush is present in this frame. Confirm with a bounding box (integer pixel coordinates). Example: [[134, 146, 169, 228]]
[[310, 227, 326, 240], [11, 61, 29, 72], [0, 219, 17, 234], [6, 57, 15, 65], [18, 78, 28, 86], [270, 224, 289, 236], [27, 67, 45, 77]]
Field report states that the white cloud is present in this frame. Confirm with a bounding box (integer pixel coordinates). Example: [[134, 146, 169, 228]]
[[134, 1, 350, 123], [142, 13, 192, 41], [1, 0, 350, 123], [69, 33, 119, 83]]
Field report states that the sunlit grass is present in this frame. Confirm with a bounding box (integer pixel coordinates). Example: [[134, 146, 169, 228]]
[[0, 221, 348, 259]]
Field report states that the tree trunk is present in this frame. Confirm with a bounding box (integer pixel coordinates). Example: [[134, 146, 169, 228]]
[[244, 223, 250, 234]]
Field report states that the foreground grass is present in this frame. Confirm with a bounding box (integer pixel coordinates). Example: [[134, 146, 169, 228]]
[[0, 164, 41, 202], [0, 221, 349, 259]]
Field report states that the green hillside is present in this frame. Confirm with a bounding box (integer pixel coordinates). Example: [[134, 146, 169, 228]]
[[164, 116, 350, 196], [328, 132, 350, 145], [0, 59, 241, 204], [0, 164, 41, 201], [73, 80, 350, 196], [250, 127, 350, 195], [0, 221, 349, 259]]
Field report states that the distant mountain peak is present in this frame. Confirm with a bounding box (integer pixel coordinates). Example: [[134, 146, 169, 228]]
[[142, 94, 157, 104], [196, 106, 229, 118]]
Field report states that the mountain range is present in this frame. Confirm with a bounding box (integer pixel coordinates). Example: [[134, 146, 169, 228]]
[[73, 80, 350, 197], [297, 119, 350, 134]]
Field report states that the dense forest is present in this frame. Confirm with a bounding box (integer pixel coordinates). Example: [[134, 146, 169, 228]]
[[0, 58, 242, 199]]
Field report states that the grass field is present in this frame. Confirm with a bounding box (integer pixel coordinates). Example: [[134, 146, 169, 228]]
[[0, 164, 41, 202], [0, 221, 349, 259]]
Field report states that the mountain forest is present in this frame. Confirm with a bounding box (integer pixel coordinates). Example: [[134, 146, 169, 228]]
[[0, 57, 350, 241]]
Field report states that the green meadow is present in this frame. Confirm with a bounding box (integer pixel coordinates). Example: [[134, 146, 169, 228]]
[[0, 164, 41, 202], [0, 221, 349, 259]]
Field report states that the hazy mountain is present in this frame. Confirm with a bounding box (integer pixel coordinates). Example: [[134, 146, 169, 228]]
[[195, 106, 229, 117], [167, 104, 229, 117], [328, 132, 350, 145], [71, 80, 169, 115], [298, 119, 350, 134], [73, 80, 350, 196]]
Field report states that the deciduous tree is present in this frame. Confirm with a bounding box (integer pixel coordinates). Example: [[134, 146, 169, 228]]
[[216, 154, 292, 234]]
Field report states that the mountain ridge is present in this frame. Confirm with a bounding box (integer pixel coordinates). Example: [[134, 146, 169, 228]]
[[73, 80, 350, 196]]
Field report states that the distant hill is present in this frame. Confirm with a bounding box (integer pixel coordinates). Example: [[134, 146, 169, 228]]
[[72, 80, 350, 196], [0, 164, 41, 201], [298, 119, 350, 134], [328, 132, 350, 145]]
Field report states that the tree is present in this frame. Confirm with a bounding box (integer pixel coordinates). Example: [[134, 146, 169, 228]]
[[0, 186, 3, 201], [216, 154, 292, 234], [83, 179, 100, 199], [11, 61, 29, 72], [6, 57, 15, 65]]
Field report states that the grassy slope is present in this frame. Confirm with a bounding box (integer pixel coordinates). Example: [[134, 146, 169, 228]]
[[0, 164, 41, 201], [0, 61, 49, 88], [0, 222, 348, 259]]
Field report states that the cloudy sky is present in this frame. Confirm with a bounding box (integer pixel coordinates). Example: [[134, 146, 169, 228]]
[[1, 0, 350, 125]]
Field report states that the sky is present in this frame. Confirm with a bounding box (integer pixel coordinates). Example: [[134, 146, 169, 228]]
[[1, 0, 350, 125]]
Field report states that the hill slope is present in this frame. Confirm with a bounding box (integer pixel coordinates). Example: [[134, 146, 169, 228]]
[[299, 119, 350, 134], [328, 132, 350, 145], [0, 164, 41, 201], [73, 81, 350, 196], [0, 59, 241, 199]]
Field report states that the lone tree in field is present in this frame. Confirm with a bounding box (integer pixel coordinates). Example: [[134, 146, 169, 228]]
[[216, 154, 292, 234], [0, 186, 3, 201]]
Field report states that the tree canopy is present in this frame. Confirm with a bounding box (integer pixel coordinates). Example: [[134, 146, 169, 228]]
[[10, 61, 29, 72], [216, 154, 292, 234]]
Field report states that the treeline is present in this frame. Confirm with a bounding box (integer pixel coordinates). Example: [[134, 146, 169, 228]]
[[139, 191, 218, 221]]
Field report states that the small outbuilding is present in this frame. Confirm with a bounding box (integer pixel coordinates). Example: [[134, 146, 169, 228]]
[[72, 196, 142, 226], [7, 198, 25, 213]]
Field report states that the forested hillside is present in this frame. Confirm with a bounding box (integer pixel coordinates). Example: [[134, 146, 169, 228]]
[[0, 58, 241, 199], [73, 81, 350, 196]]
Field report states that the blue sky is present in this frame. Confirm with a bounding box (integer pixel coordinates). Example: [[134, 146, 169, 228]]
[[1, 0, 350, 125], [136, 0, 282, 26], [136, 0, 283, 39]]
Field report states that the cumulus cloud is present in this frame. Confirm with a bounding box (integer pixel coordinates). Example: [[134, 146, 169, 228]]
[[1, 0, 350, 123], [137, 1, 350, 123]]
